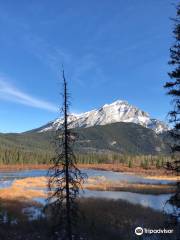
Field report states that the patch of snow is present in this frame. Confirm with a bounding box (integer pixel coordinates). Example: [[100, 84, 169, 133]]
[[110, 141, 117, 146], [22, 206, 44, 221], [38, 100, 168, 134]]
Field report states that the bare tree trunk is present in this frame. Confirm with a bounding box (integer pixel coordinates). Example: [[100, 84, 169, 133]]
[[63, 71, 72, 240], [47, 69, 86, 240]]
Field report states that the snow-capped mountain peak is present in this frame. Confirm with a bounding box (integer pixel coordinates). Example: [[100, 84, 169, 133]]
[[38, 100, 168, 134]]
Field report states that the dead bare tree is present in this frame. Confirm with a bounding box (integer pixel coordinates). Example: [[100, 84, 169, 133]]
[[47, 70, 86, 240]]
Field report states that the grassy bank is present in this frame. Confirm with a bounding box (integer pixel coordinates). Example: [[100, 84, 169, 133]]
[[0, 163, 178, 179], [85, 181, 176, 194], [0, 176, 176, 202]]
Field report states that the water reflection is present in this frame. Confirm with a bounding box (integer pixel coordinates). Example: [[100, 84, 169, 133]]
[[33, 190, 173, 213], [0, 169, 176, 214], [0, 168, 176, 187], [82, 190, 173, 213]]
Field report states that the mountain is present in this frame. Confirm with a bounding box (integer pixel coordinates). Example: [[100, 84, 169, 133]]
[[0, 100, 169, 160], [0, 122, 169, 155], [34, 100, 168, 134], [74, 122, 169, 154]]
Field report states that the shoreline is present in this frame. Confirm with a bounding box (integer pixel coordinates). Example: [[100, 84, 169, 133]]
[[0, 176, 176, 202], [0, 163, 179, 181]]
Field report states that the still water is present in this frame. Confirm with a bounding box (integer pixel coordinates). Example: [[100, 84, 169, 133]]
[[0, 169, 175, 213]]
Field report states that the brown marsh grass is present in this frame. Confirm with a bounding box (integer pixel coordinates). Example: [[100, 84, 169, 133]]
[[0, 163, 178, 178], [0, 198, 178, 240], [0, 176, 176, 202]]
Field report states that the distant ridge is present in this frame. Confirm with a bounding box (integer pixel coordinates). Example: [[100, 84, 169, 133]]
[[0, 122, 169, 155], [33, 100, 168, 134]]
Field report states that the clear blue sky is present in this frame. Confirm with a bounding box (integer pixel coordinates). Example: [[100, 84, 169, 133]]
[[0, 0, 178, 132]]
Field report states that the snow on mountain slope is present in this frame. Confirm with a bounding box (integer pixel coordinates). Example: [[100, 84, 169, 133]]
[[38, 100, 168, 134]]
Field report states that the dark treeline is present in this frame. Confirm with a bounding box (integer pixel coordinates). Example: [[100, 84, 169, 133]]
[[0, 147, 52, 165], [77, 152, 171, 169], [0, 147, 172, 169]]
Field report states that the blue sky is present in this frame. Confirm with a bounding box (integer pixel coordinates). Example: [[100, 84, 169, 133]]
[[0, 0, 178, 132]]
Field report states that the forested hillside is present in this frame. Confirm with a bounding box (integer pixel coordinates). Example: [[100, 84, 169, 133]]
[[0, 122, 170, 165]]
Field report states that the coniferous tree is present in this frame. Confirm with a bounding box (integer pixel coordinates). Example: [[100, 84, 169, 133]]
[[164, 2, 180, 223], [48, 70, 85, 240]]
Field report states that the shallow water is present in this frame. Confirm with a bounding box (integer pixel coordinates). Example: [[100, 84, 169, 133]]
[[33, 190, 173, 213], [0, 180, 13, 189], [0, 168, 176, 213], [83, 190, 173, 213], [83, 169, 175, 184], [0, 168, 175, 189]]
